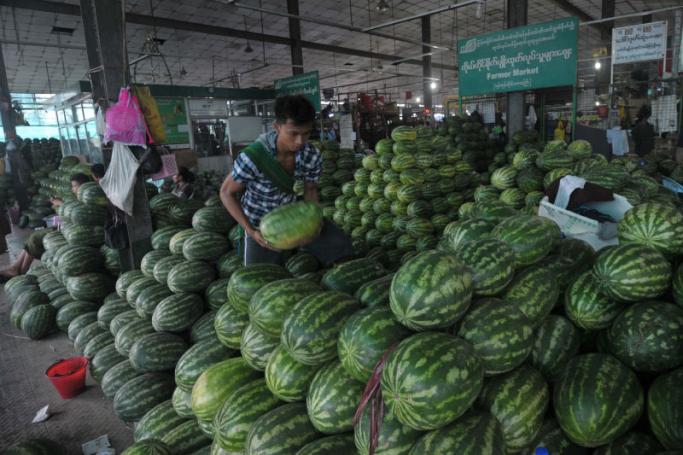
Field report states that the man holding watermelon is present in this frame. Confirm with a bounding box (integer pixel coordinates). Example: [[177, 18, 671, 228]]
[[220, 95, 353, 266]]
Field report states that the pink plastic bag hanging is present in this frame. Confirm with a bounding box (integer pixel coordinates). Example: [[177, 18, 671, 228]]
[[104, 87, 148, 146]]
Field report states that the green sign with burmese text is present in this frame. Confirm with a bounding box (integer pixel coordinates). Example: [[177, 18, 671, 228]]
[[458, 17, 578, 96], [274, 71, 321, 113]]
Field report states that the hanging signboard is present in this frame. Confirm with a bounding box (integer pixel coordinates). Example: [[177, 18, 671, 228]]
[[457, 17, 579, 96], [156, 98, 191, 144], [274, 71, 321, 113], [612, 21, 667, 65]]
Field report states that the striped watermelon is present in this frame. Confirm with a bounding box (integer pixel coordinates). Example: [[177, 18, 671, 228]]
[[152, 255, 185, 285], [126, 277, 158, 309], [213, 379, 282, 452], [90, 343, 126, 383], [20, 305, 56, 340], [182, 232, 230, 262], [2, 439, 67, 455], [167, 261, 216, 294], [249, 279, 321, 339], [592, 244, 671, 302], [58, 246, 104, 277], [285, 252, 320, 276], [117, 270, 146, 298], [381, 332, 484, 430], [389, 251, 473, 330], [354, 405, 422, 455], [265, 345, 320, 403], [321, 258, 384, 295], [245, 403, 320, 455], [528, 418, 587, 455], [141, 250, 171, 278], [605, 301, 683, 373], [442, 218, 496, 252], [564, 271, 624, 330], [455, 239, 515, 296], [296, 434, 355, 454], [172, 386, 193, 418], [204, 278, 229, 311], [593, 431, 663, 455], [115, 318, 155, 356], [490, 166, 517, 190], [281, 291, 361, 366], [66, 310, 98, 340], [97, 297, 129, 329], [260, 202, 324, 250], [101, 360, 142, 400], [151, 226, 184, 250], [191, 206, 235, 234], [396, 185, 421, 204], [152, 293, 204, 333], [190, 311, 216, 343], [493, 215, 554, 266], [83, 331, 114, 358], [354, 275, 392, 307], [240, 323, 280, 371], [306, 360, 364, 434], [214, 302, 249, 349], [554, 353, 643, 447], [227, 263, 291, 313], [375, 138, 394, 154], [109, 310, 139, 337], [337, 307, 410, 382], [134, 400, 188, 442], [648, 367, 683, 449], [617, 203, 683, 257], [66, 273, 114, 302], [457, 299, 533, 375], [530, 315, 581, 382], [135, 284, 174, 319], [175, 340, 235, 392], [477, 365, 549, 451], [169, 229, 197, 255], [503, 265, 559, 327], [161, 420, 211, 455], [129, 332, 188, 373], [674, 263, 683, 308], [217, 253, 243, 278], [121, 440, 171, 455], [191, 357, 260, 423], [408, 411, 506, 455]]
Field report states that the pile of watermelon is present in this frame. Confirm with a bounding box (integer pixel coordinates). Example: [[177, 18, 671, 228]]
[[310, 140, 359, 213]]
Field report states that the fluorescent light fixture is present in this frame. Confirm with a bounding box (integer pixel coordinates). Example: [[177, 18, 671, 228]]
[[594, 60, 601, 70]]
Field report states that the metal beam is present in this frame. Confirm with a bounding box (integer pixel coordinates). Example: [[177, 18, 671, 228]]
[[421, 16, 432, 111], [506, 0, 527, 139], [550, 0, 609, 34], [287, 0, 303, 75], [600, 0, 615, 41], [362, 0, 479, 32], [0, 0, 457, 71]]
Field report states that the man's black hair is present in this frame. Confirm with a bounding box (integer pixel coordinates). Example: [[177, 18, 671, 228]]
[[177, 166, 195, 183], [274, 95, 316, 125], [91, 163, 105, 179], [70, 173, 91, 185]]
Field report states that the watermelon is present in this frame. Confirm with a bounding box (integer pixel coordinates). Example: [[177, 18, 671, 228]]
[[296, 434, 355, 455], [70, 203, 106, 225], [503, 265, 560, 327], [217, 253, 243, 278], [528, 418, 588, 455], [213, 379, 282, 452], [265, 345, 320, 403], [337, 307, 411, 382], [553, 353, 643, 447], [605, 301, 683, 372], [83, 331, 114, 358], [455, 239, 515, 296], [227, 263, 291, 313], [167, 261, 216, 293], [281, 291, 361, 366], [58, 246, 104, 277], [240, 323, 280, 371], [285, 252, 320, 276], [115, 318, 155, 356], [141, 250, 171, 278], [408, 411, 506, 455], [90, 343, 126, 382], [151, 293, 204, 333], [245, 403, 320, 455], [389, 251, 473, 330], [306, 360, 364, 434], [126, 277, 158, 308], [121, 440, 171, 455], [191, 357, 261, 423], [110, 310, 140, 337], [648, 367, 683, 449], [564, 271, 623, 330], [97, 297, 129, 329], [117, 270, 146, 298], [375, 138, 394, 154], [457, 299, 533, 375], [2, 439, 67, 455], [204, 278, 229, 311], [151, 226, 184, 250], [73, 321, 105, 354], [172, 386, 194, 418], [66, 273, 113, 302], [592, 244, 671, 302], [182, 232, 230, 262], [101, 360, 142, 400], [492, 215, 554, 266], [593, 432, 663, 455], [260, 202, 324, 250], [190, 311, 217, 343], [617, 203, 683, 257], [566, 139, 592, 159], [153, 255, 185, 285], [248, 278, 321, 338], [169, 229, 198, 255], [78, 182, 107, 206], [490, 166, 517, 190], [67, 312, 98, 341], [355, 405, 422, 455], [530, 315, 581, 382], [214, 302, 249, 349], [175, 340, 235, 392], [442, 218, 496, 252], [321, 258, 384, 295], [62, 224, 104, 246], [382, 332, 484, 430], [129, 332, 188, 373], [135, 284, 174, 319], [11, 291, 49, 328], [192, 206, 235, 234], [161, 420, 211, 455], [354, 275, 393, 307], [134, 400, 189, 442]]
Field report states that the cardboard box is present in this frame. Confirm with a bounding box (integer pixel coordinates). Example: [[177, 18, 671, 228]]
[[538, 194, 632, 251]]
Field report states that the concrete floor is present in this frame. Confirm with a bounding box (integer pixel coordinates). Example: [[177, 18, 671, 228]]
[[0, 231, 134, 453]]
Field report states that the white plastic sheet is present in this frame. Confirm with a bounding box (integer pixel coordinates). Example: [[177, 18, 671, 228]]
[[100, 142, 140, 215]]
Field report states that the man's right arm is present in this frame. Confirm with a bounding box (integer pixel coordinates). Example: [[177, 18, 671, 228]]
[[219, 175, 273, 250]]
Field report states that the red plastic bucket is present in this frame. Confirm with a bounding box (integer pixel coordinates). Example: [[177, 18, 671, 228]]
[[46, 356, 88, 399]]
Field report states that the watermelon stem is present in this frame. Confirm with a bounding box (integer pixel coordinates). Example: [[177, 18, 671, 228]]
[[353, 342, 398, 455]]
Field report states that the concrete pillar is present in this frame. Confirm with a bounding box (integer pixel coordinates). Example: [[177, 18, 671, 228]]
[[287, 0, 304, 75], [421, 16, 433, 112], [601, 0, 615, 41], [0, 44, 15, 141], [506, 0, 528, 138]]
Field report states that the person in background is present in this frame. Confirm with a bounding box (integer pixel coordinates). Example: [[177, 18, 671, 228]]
[[0, 173, 91, 280], [554, 118, 566, 142], [91, 163, 105, 184], [172, 166, 194, 199], [325, 127, 337, 142], [632, 105, 655, 156]]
